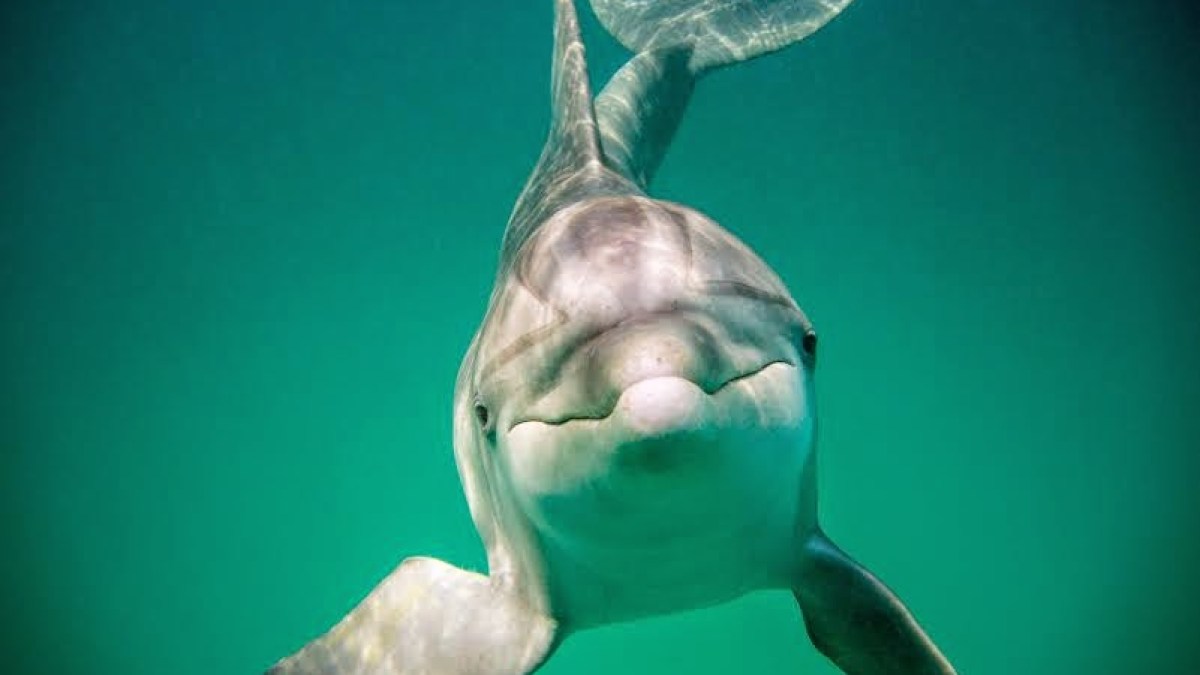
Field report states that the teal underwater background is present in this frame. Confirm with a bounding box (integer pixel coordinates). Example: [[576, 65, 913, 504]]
[[3, 1, 1198, 673]]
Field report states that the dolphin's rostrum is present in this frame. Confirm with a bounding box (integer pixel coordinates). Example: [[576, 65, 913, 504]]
[[268, 1, 957, 673]]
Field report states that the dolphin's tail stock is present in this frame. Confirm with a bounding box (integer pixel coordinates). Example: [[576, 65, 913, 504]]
[[589, 0, 854, 188]]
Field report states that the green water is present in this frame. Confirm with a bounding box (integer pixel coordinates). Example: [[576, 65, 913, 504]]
[[3, 1, 1198, 673]]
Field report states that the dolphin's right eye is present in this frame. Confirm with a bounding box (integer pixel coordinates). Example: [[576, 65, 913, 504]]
[[474, 403, 490, 428], [473, 399, 497, 439]]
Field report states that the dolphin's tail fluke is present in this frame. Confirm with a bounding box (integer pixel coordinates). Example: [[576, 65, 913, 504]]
[[592, 0, 855, 74], [591, 0, 854, 187]]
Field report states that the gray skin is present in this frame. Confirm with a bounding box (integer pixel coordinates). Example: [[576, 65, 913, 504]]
[[267, 1, 958, 674]]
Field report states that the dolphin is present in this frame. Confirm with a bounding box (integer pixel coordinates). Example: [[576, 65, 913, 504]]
[[268, 1, 957, 673]]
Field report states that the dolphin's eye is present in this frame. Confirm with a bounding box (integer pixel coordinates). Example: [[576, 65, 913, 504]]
[[801, 331, 818, 359], [474, 403, 490, 428], [473, 400, 496, 438]]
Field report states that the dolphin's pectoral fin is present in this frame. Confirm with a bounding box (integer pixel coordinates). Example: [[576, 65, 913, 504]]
[[793, 531, 956, 675], [267, 557, 558, 675]]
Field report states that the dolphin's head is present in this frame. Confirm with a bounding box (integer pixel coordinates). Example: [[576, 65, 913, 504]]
[[454, 196, 817, 587]]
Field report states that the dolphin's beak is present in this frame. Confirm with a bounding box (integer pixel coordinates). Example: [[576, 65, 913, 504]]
[[504, 360, 808, 501], [508, 309, 795, 430], [510, 358, 794, 431]]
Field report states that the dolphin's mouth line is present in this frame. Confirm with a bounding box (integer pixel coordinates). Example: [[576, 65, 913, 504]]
[[509, 359, 793, 430]]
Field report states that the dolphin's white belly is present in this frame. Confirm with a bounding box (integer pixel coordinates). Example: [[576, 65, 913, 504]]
[[504, 361, 815, 628]]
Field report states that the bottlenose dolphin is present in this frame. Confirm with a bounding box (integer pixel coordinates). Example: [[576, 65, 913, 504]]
[[268, 1, 957, 673]]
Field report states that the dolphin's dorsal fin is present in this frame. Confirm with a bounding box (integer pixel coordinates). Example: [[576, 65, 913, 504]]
[[501, 0, 635, 267], [593, 0, 855, 189], [546, 0, 601, 168]]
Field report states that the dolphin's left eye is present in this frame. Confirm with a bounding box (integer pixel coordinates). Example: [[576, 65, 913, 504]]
[[801, 331, 818, 360]]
